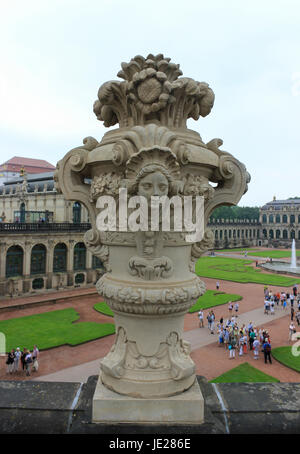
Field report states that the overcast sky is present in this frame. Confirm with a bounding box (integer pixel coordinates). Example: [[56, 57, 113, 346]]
[[1, 0, 300, 206]]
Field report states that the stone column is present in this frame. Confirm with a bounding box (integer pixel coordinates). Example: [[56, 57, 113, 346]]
[[67, 239, 74, 286]]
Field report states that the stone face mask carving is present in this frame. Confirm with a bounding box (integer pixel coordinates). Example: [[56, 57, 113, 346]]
[[55, 53, 250, 400]]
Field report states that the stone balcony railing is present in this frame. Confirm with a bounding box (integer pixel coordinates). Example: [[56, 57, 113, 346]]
[[0, 222, 91, 233]]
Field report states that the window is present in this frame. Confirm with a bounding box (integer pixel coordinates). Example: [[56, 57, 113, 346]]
[[6, 245, 23, 277], [263, 229, 267, 238], [291, 230, 295, 239], [269, 215, 273, 223], [75, 273, 85, 284], [290, 215, 295, 224], [276, 230, 281, 239], [92, 255, 103, 269], [262, 214, 267, 223], [32, 278, 44, 289], [276, 214, 280, 223], [31, 244, 46, 275], [53, 243, 67, 272], [283, 230, 288, 239], [269, 229, 274, 239], [74, 242, 86, 271], [282, 215, 287, 223], [73, 202, 81, 224]]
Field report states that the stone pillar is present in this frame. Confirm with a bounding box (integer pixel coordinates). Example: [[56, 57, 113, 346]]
[[55, 53, 250, 424], [46, 240, 54, 289], [67, 240, 74, 286]]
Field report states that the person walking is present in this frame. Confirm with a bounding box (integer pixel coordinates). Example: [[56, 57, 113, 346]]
[[228, 302, 233, 316], [13, 347, 21, 373], [291, 307, 295, 321], [216, 281, 220, 291], [32, 345, 39, 372], [253, 337, 260, 360], [6, 350, 15, 374], [21, 349, 26, 371], [234, 302, 239, 317], [198, 310, 204, 328], [24, 349, 33, 376], [289, 322, 296, 341], [210, 311, 215, 334], [228, 336, 237, 359], [263, 339, 272, 364]]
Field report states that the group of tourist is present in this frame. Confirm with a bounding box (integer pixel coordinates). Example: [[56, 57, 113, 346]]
[[6, 345, 39, 377], [198, 309, 273, 364], [198, 283, 300, 365], [263, 286, 300, 326]]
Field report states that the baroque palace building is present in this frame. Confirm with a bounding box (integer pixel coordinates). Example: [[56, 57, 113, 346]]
[[0, 170, 104, 297], [0, 166, 298, 297]]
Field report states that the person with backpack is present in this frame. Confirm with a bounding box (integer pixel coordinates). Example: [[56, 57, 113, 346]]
[[25, 349, 33, 376], [228, 335, 237, 359], [263, 339, 272, 364]]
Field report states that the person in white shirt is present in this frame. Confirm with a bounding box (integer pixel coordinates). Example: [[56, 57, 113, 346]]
[[13, 347, 21, 372], [198, 310, 204, 328], [253, 337, 260, 359]]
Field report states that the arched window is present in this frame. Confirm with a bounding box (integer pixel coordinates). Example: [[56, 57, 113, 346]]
[[215, 230, 218, 239], [262, 214, 267, 223], [229, 230, 232, 238], [263, 229, 267, 238], [53, 243, 67, 272], [290, 215, 295, 224], [298, 231, 300, 240], [74, 242, 86, 271], [298, 215, 300, 224], [283, 215, 287, 223], [73, 202, 81, 224], [6, 245, 23, 277], [276, 230, 281, 239], [220, 230, 223, 239], [276, 214, 280, 223], [237, 230, 240, 238], [31, 244, 46, 275], [269, 229, 274, 239], [269, 215, 273, 224], [291, 230, 295, 239], [283, 230, 288, 239]]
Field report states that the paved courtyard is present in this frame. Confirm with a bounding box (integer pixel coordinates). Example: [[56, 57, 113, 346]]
[[0, 258, 299, 384]]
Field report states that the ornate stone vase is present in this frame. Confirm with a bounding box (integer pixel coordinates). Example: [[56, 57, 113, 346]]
[[55, 54, 250, 402]]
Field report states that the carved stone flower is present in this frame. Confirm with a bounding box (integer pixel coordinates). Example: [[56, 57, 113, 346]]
[[118, 54, 182, 115]]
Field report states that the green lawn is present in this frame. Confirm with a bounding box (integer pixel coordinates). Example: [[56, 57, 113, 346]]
[[272, 346, 300, 373], [189, 290, 242, 313], [196, 256, 300, 286], [94, 302, 114, 317], [247, 250, 300, 259], [210, 362, 280, 383], [218, 248, 258, 253], [0, 308, 115, 352]]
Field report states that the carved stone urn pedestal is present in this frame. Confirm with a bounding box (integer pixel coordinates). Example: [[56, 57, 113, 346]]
[[55, 53, 250, 424]]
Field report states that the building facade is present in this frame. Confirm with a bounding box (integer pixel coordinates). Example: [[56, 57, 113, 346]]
[[259, 197, 300, 247], [0, 172, 104, 298]]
